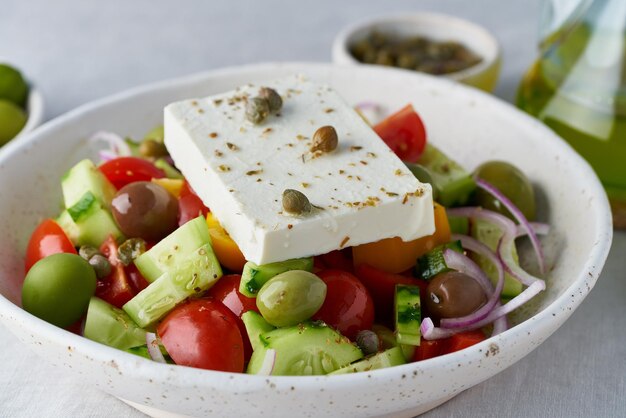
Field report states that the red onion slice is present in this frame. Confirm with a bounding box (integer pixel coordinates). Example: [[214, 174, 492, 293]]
[[89, 131, 132, 157], [257, 349, 276, 376], [475, 179, 546, 275], [145, 332, 166, 364], [439, 236, 505, 329], [491, 308, 509, 336], [516, 222, 550, 238]]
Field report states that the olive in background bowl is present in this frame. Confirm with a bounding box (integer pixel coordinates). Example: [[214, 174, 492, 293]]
[[333, 12, 502, 92]]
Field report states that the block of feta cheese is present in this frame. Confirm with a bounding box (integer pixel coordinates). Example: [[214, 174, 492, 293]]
[[164, 75, 434, 264]]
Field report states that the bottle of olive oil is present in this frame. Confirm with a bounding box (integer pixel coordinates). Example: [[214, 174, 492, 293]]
[[517, 0, 626, 227]]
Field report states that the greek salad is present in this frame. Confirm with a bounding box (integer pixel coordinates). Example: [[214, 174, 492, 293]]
[[21, 78, 549, 375]]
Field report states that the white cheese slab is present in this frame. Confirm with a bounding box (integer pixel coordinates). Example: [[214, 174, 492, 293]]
[[164, 75, 434, 264]]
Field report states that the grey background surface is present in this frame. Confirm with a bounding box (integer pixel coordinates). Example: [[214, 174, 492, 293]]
[[1, 1, 624, 417]]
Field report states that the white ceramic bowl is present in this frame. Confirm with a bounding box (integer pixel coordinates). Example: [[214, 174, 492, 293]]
[[332, 13, 502, 92], [0, 63, 612, 417]]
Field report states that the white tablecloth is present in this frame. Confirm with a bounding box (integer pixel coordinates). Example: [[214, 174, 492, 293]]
[[1, 1, 624, 416]]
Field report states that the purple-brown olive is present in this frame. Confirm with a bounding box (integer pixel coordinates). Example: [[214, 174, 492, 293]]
[[425, 271, 487, 321], [111, 181, 179, 241]]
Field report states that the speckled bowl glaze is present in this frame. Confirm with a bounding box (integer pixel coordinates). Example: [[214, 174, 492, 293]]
[[0, 63, 612, 417]]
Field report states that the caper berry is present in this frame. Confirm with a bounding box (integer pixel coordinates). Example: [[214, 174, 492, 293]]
[[139, 139, 168, 159], [78, 245, 100, 261], [245, 97, 270, 124], [88, 254, 112, 279], [310, 126, 338, 153], [258, 87, 282, 113], [117, 238, 147, 266], [355, 330, 380, 355], [282, 189, 312, 215]]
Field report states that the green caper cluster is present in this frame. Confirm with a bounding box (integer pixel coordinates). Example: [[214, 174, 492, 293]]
[[78, 245, 111, 279], [245, 87, 282, 124], [350, 31, 483, 75], [117, 238, 147, 266]]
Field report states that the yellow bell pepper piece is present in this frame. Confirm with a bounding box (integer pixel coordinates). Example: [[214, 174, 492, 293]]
[[151, 178, 184, 198], [206, 213, 247, 273], [352, 203, 451, 274]]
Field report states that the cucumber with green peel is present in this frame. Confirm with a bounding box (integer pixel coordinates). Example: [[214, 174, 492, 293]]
[[329, 347, 406, 374], [417, 144, 476, 207], [395, 284, 421, 346], [155, 158, 183, 179], [61, 159, 117, 209], [83, 297, 147, 350], [239, 257, 314, 298], [123, 242, 222, 327], [134, 216, 212, 283], [415, 240, 463, 280], [471, 219, 522, 299], [56, 206, 123, 247], [242, 311, 275, 351], [247, 321, 363, 376], [371, 324, 415, 361]]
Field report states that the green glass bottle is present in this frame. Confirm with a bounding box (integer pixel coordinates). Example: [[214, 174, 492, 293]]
[[517, 0, 626, 227]]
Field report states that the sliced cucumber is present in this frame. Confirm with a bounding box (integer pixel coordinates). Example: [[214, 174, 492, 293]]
[[395, 285, 421, 346], [56, 206, 123, 247], [417, 144, 476, 207], [371, 324, 415, 361], [329, 347, 406, 374], [242, 311, 275, 352], [83, 297, 146, 350], [448, 215, 470, 235], [134, 216, 211, 283], [239, 257, 314, 298], [123, 242, 222, 327], [471, 219, 522, 299], [415, 240, 463, 280], [61, 159, 117, 209], [247, 322, 363, 376]]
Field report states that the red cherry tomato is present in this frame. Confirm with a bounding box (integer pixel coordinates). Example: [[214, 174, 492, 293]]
[[126, 264, 149, 294], [99, 157, 165, 190], [443, 330, 486, 354], [25, 219, 77, 272], [95, 236, 135, 308], [317, 249, 353, 273], [178, 194, 210, 226], [412, 338, 446, 361], [312, 269, 375, 340], [206, 274, 259, 362], [157, 298, 244, 372], [373, 104, 427, 162], [179, 180, 200, 198], [355, 263, 428, 325]]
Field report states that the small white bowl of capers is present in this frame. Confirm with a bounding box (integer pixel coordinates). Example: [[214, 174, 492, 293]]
[[333, 12, 502, 92]]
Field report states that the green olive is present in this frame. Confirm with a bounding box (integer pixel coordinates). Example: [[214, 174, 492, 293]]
[[0, 99, 27, 145], [256, 270, 327, 327], [22, 253, 96, 327], [474, 161, 536, 221]]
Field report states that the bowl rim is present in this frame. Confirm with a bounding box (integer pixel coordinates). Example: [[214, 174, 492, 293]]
[[0, 62, 613, 392], [332, 11, 501, 81]]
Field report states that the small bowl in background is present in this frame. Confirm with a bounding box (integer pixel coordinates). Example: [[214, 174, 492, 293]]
[[15, 87, 45, 139], [333, 12, 502, 92]]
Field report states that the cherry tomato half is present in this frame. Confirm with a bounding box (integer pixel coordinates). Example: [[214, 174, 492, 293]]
[[99, 157, 165, 190], [355, 263, 428, 325], [206, 274, 259, 362], [312, 269, 374, 340], [443, 330, 486, 354], [25, 219, 77, 272], [178, 194, 210, 226], [95, 236, 135, 308], [412, 338, 446, 362], [373, 104, 427, 162], [157, 298, 244, 372]]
